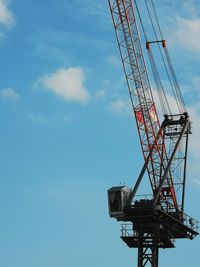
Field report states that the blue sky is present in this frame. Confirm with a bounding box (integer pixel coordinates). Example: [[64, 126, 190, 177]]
[[0, 0, 200, 266]]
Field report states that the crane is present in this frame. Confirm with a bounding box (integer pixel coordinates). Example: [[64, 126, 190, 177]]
[[107, 1, 199, 266]]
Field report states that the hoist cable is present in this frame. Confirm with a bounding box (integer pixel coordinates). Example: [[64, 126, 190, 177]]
[[150, 0, 164, 39], [150, 0, 187, 113], [164, 47, 187, 113], [133, 0, 148, 40], [148, 49, 169, 115], [150, 0, 186, 113], [134, 0, 172, 115], [144, 0, 182, 114], [133, 0, 165, 114]]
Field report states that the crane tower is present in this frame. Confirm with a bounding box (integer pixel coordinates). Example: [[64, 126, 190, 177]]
[[107, 1, 199, 266]]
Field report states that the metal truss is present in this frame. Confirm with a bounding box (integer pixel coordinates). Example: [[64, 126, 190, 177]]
[[108, 0, 179, 208]]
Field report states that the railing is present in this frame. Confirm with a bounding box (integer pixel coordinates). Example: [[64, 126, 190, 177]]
[[131, 197, 199, 234], [121, 223, 175, 247], [131, 194, 153, 203], [161, 201, 199, 233], [171, 210, 199, 233], [121, 223, 134, 237]]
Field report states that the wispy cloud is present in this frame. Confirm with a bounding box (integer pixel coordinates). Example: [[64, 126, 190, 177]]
[[32, 28, 112, 65], [173, 17, 200, 53], [28, 114, 46, 123], [37, 67, 90, 103], [0, 0, 15, 28], [107, 99, 131, 115], [107, 55, 120, 67], [28, 112, 71, 124], [192, 178, 200, 186], [59, 1, 109, 26], [1, 87, 19, 100], [181, 0, 200, 18], [95, 89, 106, 99]]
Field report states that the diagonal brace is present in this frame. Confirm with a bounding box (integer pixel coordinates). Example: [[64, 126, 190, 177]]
[[153, 119, 189, 206], [128, 126, 164, 205]]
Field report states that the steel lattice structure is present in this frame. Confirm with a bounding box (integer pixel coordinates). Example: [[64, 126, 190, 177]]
[[108, 0, 179, 209], [107, 1, 199, 266]]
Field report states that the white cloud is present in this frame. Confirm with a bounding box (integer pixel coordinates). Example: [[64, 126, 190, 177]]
[[60, 1, 109, 25], [174, 17, 200, 52], [152, 88, 181, 119], [28, 114, 46, 123], [28, 113, 71, 124], [107, 55, 120, 66], [38, 67, 90, 103], [1, 87, 19, 99], [95, 89, 106, 99], [0, 0, 15, 28], [107, 99, 131, 114]]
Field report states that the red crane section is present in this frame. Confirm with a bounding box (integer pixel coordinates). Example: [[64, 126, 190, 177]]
[[108, 0, 178, 208]]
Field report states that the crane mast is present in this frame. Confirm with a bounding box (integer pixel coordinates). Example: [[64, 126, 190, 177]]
[[107, 1, 199, 266]]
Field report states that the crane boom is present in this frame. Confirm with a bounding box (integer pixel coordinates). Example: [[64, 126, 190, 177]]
[[108, 0, 177, 207]]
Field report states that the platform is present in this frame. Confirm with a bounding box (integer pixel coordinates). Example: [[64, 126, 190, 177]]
[[117, 200, 198, 249]]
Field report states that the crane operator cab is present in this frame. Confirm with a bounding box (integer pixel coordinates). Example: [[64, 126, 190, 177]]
[[107, 186, 131, 220]]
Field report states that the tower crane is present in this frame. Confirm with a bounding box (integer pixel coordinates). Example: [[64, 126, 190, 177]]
[[107, 1, 199, 266]]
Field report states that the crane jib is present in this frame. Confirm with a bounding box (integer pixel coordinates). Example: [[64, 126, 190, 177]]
[[108, 0, 178, 208]]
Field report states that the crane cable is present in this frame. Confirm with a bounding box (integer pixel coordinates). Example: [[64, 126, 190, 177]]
[[144, 0, 182, 114], [133, 0, 187, 115], [149, 0, 187, 114], [133, 0, 171, 115]]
